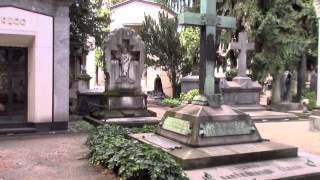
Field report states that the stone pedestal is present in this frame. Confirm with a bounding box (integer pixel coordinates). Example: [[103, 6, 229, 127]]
[[181, 75, 199, 93], [84, 27, 157, 126], [270, 102, 302, 112], [310, 115, 320, 131], [181, 75, 220, 93], [155, 104, 262, 147], [221, 76, 262, 106], [70, 74, 92, 99]]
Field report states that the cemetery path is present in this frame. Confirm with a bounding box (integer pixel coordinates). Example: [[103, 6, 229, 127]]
[[0, 133, 117, 180]]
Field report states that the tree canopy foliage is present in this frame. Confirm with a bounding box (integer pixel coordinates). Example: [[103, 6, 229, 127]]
[[70, 0, 110, 55], [140, 12, 193, 97], [157, 0, 317, 101]]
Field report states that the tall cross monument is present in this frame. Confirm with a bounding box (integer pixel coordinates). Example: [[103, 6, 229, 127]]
[[179, 0, 236, 105], [231, 31, 254, 78]]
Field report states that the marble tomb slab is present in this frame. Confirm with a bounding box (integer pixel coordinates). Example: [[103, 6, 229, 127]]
[[186, 152, 320, 180], [130, 133, 298, 170]]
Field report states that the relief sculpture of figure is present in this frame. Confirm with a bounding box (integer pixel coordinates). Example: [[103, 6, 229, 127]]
[[119, 47, 131, 77]]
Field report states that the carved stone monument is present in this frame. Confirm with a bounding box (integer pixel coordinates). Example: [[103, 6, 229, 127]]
[[85, 27, 157, 124], [221, 31, 263, 108], [106, 28, 144, 94], [130, 1, 320, 178]]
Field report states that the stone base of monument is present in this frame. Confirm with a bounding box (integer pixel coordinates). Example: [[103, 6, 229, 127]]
[[270, 102, 302, 112], [221, 76, 262, 107], [231, 105, 266, 112], [185, 152, 320, 180], [85, 115, 160, 127], [129, 103, 320, 179], [131, 133, 298, 170], [245, 111, 299, 122], [310, 115, 320, 131]]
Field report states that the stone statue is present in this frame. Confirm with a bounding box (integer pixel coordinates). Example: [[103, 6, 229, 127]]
[[281, 71, 292, 102], [119, 46, 131, 77], [154, 75, 164, 96]]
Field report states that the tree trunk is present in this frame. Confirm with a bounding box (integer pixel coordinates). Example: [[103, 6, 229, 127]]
[[272, 73, 282, 104], [171, 70, 179, 98], [297, 52, 307, 102]]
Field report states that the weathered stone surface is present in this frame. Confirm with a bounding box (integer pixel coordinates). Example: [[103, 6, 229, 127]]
[[246, 111, 298, 122], [310, 115, 320, 131], [85, 116, 160, 126], [131, 133, 298, 170], [155, 104, 262, 147], [105, 27, 145, 94], [186, 153, 320, 180], [181, 75, 199, 93], [107, 95, 146, 110], [221, 32, 262, 107], [271, 102, 302, 112]]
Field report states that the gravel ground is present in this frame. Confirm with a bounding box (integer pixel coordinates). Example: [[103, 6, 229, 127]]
[[0, 133, 117, 180]]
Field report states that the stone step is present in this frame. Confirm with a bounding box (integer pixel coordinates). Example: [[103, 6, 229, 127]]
[[130, 133, 298, 170], [84, 116, 161, 127], [232, 105, 266, 112], [245, 111, 299, 122], [186, 153, 320, 180], [0, 122, 34, 129], [0, 127, 37, 135]]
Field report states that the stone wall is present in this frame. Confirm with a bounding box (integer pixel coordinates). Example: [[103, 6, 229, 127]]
[[0, 0, 72, 126]]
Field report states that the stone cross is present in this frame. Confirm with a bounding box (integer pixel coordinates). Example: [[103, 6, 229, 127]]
[[231, 31, 255, 77], [178, 0, 236, 97]]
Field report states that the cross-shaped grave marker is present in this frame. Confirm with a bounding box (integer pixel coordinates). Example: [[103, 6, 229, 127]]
[[179, 0, 236, 101], [231, 31, 255, 77]]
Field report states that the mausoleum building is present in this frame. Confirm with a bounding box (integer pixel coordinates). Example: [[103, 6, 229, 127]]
[[0, 0, 72, 131]]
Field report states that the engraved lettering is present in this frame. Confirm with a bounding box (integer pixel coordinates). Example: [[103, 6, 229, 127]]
[[0, 16, 26, 26]]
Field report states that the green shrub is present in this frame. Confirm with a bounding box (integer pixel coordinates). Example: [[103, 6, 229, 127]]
[[225, 69, 238, 81], [302, 90, 317, 110], [180, 89, 199, 103], [161, 98, 181, 107], [87, 125, 188, 180]]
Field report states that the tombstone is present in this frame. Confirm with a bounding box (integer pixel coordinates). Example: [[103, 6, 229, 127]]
[[220, 31, 263, 109], [181, 75, 199, 93], [85, 27, 158, 124]]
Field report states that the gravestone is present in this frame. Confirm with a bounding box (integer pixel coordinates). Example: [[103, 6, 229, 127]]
[[221, 31, 263, 108], [131, 1, 320, 178], [85, 27, 158, 125]]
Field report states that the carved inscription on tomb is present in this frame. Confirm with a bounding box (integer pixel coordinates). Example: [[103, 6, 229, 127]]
[[0, 17, 26, 26], [200, 121, 253, 137], [162, 117, 191, 136]]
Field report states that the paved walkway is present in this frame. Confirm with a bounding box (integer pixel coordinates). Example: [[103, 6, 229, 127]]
[[0, 134, 117, 180], [256, 121, 320, 155]]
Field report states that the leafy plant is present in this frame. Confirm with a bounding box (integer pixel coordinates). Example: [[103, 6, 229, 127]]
[[225, 69, 238, 81], [161, 98, 181, 107], [302, 90, 316, 110], [87, 125, 188, 180], [180, 89, 199, 103]]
